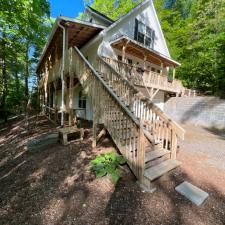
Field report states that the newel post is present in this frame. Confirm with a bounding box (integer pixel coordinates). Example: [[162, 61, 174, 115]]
[[171, 131, 178, 160], [137, 128, 146, 182], [92, 79, 99, 148]]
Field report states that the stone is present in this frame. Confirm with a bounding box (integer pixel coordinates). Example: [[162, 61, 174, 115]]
[[175, 181, 209, 206], [27, 133, 58, 151]]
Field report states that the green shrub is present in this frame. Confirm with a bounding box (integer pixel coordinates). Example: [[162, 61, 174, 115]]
[[91, 151, 126, 183]]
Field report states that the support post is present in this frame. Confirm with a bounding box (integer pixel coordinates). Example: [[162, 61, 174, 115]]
[[69, 74, 74, 126], [53, 81, 58, 123], [173, 67, 176, 80], [58, 22, 68, 127], [92, 80, 99, 148], [160, 63, 163, 75], [48, 85, 51, 119], [44, 62, 49, 115], [171, 132, 177, 160]]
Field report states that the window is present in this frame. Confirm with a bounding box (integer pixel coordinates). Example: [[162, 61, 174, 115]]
[[118, 55, 122, 61], [78, 91, 86, 109], [128, 59, 133, 65], [134, 19, 155, 48]]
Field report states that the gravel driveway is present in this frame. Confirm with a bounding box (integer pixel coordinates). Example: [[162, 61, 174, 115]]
[[179, 124, 225, 171]]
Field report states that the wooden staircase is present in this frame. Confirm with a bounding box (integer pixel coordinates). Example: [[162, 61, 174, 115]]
[[68, 47, 185, 191]]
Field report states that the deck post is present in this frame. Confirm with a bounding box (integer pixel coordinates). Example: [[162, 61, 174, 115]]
[[48, 85, 51, 119], [69, 74, 74, 126], [53, 81, 58, 123], [173, 67, 176, 80], [44, 62, 49, 115], [92, 79, 100, 148], [160, 63, 163, 75], [171, 132, 177, 160]]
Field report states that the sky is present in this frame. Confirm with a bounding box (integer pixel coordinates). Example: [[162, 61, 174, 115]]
[[49, 0, 85, 18]]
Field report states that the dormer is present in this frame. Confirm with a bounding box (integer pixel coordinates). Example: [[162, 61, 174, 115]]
[[81, 6, 114, 27]]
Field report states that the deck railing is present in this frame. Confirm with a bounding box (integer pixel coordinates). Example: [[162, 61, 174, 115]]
[[98, 56, 185, 160], [102, 57, 184, 93], [69, 47, 149, 181]]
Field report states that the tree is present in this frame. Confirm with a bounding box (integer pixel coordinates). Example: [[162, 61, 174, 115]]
[[91, 0, 142, 20], [155, 0, 225, 96], [0, 0, 52, 121]]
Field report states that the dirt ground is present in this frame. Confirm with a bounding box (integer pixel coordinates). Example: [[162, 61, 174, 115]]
[[0, 116, 225, 225]]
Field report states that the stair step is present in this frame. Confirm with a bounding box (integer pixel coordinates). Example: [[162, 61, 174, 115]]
[[145, 142, 162, 151], [145, 149, 170, 162], [144, 159, 181, 181]]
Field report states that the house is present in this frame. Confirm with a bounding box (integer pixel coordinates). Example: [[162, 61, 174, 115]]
[[36, 0, 185, 191]]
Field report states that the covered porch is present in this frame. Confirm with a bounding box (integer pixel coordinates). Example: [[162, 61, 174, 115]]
[[37, 17, 105, 127], [104, 35, 184, 97]]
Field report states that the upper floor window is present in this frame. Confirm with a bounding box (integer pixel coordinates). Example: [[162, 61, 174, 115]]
[[134, 19, 155, 49]]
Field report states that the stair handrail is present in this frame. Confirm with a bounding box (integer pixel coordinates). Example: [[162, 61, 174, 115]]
[[103, 56, 184, 93], [99, 56, 185, 140], [73, 47, 155, 144]]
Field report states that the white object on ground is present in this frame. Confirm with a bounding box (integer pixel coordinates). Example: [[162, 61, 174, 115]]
[[175, 181, 209, 206]]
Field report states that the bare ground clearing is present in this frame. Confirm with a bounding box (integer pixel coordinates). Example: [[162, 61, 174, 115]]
[[0, 116, 225, 225]]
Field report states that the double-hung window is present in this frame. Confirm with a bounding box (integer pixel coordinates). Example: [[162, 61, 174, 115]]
[[134, 19, 155, 49], [78, 91, 86, 109]]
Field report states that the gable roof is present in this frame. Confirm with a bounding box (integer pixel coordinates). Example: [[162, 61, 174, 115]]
[[81, 0, 151, 50], [86, 6, 115, 24]]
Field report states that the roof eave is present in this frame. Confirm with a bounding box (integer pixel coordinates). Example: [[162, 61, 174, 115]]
[[86, 6, 114, 24], [110, 35, 181, 67], [36, 17, 106, 73]]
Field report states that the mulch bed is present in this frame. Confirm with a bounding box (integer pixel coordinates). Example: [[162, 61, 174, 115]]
[[0, 116, 225, 225]]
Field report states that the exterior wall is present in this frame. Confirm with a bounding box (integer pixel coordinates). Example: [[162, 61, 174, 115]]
[[98, 0, 170, 60], [53, 85, 93, 121], [164, 97, 225, 129], [81, 38, 102, 67], [78, 0, 170, 120], [152, 91, 165, 110], [82, 0, 170, 68]]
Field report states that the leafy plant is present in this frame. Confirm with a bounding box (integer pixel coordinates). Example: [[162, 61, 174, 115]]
[[91, 151, 126, 183]]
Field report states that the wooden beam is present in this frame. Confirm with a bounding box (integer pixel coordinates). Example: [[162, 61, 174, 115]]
[[173, 67, 176, 80], [150, 88, 159, 101]]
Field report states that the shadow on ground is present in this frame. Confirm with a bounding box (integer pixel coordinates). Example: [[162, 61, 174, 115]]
[[0, 116, 225, 225]]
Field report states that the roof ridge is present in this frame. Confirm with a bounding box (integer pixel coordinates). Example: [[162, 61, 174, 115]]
[[87, 5, 115, 23]]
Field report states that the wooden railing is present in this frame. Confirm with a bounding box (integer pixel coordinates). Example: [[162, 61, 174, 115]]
[[43, 105, 56, 121], [102, 57, 184, 93], [39, 57, 64, 88], [98, 57, 185, 160], [68, 47, 151, 181]]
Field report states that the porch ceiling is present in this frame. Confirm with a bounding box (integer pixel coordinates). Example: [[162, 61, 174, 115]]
[[36, 17, 105, 73], [110, 36, 180, 68]]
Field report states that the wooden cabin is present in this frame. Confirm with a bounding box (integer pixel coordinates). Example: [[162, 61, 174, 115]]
[[36, 0, 185, 192]]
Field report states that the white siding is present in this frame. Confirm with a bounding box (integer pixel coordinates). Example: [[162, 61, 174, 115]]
[[53, 85, 93, 121]]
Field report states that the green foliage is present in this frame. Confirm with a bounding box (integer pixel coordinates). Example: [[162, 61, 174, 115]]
[[155, 0, 225, 97], [91, 0, 142, 20], [91, 151, 126, 183], [0, 0, 52, 120]]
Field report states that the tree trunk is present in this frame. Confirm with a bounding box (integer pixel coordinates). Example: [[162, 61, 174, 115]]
[[1, 32, 8, 123], [24, 43, 29, 103]]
